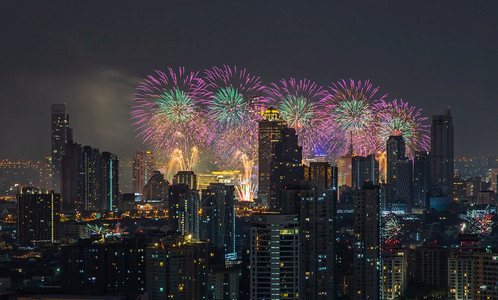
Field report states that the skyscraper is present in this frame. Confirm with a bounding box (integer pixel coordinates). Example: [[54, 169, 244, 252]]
[[51, 104, 72, 192], [169, 184, 200, 239], [304, 161, 338, 192], [393, 158, 413, 213], [258, 107, 287, 204], [250, 214, 300, 300], [132, 150, 155, 194], [413, 151, 431, 208], [17, 187, 61, 244], [100, 151, 119, 211], [200, 183, 236, 257], [142, 171, 169, 201], [269, 127, 303, 211], [430, 109, 454, 197], [353, 183, 381, 299], [386, 135, 405, 185], [174, 170, 198, 190]]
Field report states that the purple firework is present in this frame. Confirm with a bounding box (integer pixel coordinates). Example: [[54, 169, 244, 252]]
[[131, 67, 210, 165], [265, 78, 330, 160]]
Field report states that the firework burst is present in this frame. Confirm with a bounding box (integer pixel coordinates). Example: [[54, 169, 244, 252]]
[[202, 65, 266, 164], [462, 208, 494, 236], [320, 79, 386, 157], [374, 99, 430, 158], [265, 78, 330, 159], [131, 68, 209, 171], [381, 213, 403, 243]]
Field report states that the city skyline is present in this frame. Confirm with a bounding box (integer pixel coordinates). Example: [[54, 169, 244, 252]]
[[1, 1, 498, 161]]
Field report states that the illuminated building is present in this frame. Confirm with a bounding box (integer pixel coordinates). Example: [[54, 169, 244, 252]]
[[61, 237, 147, 297], [280, 181, 336, 299], [381, 244, 407, 299], [473, 251, 498, 299], [489, 168, 498, 193], [200, 183, 236, 258], [268, 127, 303, 211], [39, 157, 53, 190], [169, 184, 200, 239], [100, 151, 119, 211], [304, 161, 337, 192], [386, 135, 405, 185], [16, 187, 60, 244], [132, 150, 155, 194], [51, 103, 72, 193], [448, 235, 478, 300], [393, 158, 413, 213], [250, 214, 300, 300], [174, 170, 197, 190], [430, 109, 454, 198], [414, 151, 431, 208], [353, 183, 381, 300], [336, 154, 353, 188], [258, 107, 287, 204]]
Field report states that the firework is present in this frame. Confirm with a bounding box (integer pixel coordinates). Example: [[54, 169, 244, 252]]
[[131, 68, 209, 171], [374, 99, 430, 158], [462, 208, 493, 236], [381, 213, 403, 243], [234, 151, 257, 202], [265, 78, 329, 159], [202, 65, 265, 163], [320, 79, 386, 157]]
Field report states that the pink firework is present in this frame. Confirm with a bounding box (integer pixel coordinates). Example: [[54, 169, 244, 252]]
[[319, 79, 387, 157], [265, 78, 330, 160], [131, 67, 210, 168], [374, 99, 430, 158]]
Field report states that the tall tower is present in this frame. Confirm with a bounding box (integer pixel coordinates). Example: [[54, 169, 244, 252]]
[[430, 109, 454, 197], [353, 183, 381, 299], [258, 107, 287, 204], [51, 104, 71, 192], [386, 135, 405, 184], [132, 150, 155, 194], [100, 152, 119, 212]]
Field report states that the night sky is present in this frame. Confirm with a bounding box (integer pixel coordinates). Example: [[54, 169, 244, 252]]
[[1, 1, 497, 160]]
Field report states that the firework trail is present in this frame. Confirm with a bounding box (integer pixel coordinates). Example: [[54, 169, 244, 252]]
[[381, 213, 403, 243], [234, 151, 258, 202], [374, 99, 430, 158], [462, 208, 493, 236], [131, 68, 209, 171], [265, 78, 330, 160], [319, 79, 387, 157], [201, 65, 266, 165]]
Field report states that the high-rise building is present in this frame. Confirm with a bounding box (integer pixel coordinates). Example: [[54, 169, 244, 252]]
[[386, 135, 405, 185], [336, 153, 353, 188], [169, 184, 200, 239], [200, 183, 236, 257], [304, 161, 337, 192], [448, 235, 478, 300], [258, 107, 287, 204], [269, 127, 303, 211], [353, 184, 381, 300], [174, 170, 198, 190], [51, 104, 72, 192], [62, 143, 118, 212], [413, 151, 431, 208], [142, 171, 169, 201], [132, 150, 155, 194], [16, 187, 61, 244], [100, 151, 119, 211], [352, 154, 379, 189], [430, 109, 454, 197], [250, 214, 300, 300], [381, 244, 408, 300], [39, 157, 53, 190], [393, 158, 413, 213], [280, 181, 336, 299]]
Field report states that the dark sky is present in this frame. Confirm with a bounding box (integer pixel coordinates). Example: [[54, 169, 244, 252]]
[[1, 1, 497, 160]]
